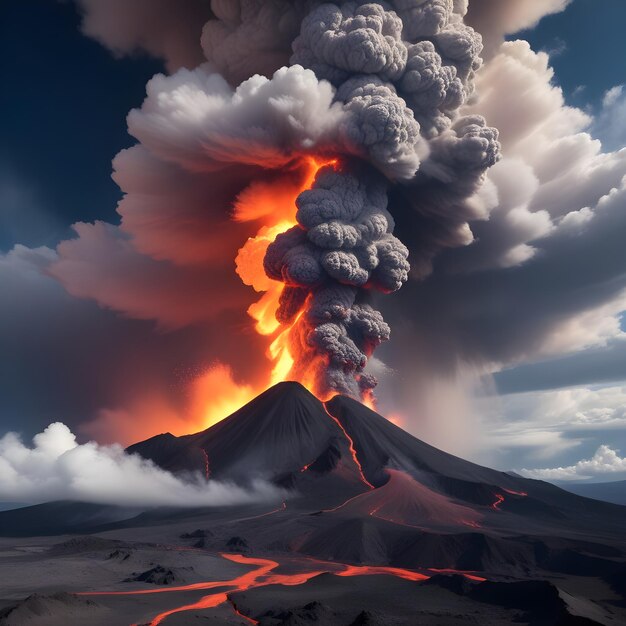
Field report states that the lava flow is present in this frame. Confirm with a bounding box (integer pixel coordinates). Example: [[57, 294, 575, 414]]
[[491, 493, 505, 510], [234, 156, 339, 401], [80, 552, 488, 626], [491, 487, 528, 510], [323, 404, 374, 489], [503, 487, 528, 497]]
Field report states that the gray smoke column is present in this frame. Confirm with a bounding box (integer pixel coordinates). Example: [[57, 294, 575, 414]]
[[264, 0, 500, 398], [60, 1, 501, 405]]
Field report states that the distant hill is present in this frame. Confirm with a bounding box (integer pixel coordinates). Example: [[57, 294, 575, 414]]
[[558, 480, 626, 506]]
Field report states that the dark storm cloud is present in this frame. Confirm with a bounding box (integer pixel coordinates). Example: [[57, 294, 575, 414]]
[[378, 169, 626, 414]]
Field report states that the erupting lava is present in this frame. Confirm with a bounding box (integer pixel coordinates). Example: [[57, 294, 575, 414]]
[[235, 156, 340, 401]]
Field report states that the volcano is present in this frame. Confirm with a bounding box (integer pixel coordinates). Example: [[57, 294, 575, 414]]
[[2, 383, 626, 625], [128, 382, 626, 539]]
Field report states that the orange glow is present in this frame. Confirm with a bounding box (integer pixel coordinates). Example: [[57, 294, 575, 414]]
[[189, 364, 257, 430], [82, 551, 488, 625], [386, 413, 405, 428], [102, 157, 351, 444], [490, 493, 505, 510], [229, 600, 258, 625], [337, 564, 429, 582], [234, 156, 340, 401], [233, 158, 333, 224], [429, 568, 487, 582], [362, 391, 377, 411], [323, 405, 374, 489]]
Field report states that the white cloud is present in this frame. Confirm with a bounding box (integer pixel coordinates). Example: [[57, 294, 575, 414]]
[[593, 85, 626, 152], [0, 423, 284, 507], [459, 383, 626, 470], [521, 445, 626, 481]]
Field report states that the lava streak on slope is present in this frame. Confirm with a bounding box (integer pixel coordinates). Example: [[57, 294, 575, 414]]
[[323, 404, 374, 489], [503, 487, 528, 497], [491, 488, 528, 510], [336, 564, 428, 582], [491, 494, 505, 510]]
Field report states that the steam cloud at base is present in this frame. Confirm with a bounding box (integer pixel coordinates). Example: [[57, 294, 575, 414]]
[[0, 422, 284, 507]]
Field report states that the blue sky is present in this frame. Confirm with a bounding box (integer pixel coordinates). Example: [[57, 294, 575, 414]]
[[0, 0, 161, 250], [517, 0, 626, 107]]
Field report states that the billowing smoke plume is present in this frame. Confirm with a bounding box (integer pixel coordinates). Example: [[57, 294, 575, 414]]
[[52, 1, 500, 405], [262, 0, 499, 397]]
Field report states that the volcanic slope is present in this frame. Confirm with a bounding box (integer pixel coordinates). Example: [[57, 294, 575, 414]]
[[3, 382, 626, 583], [127, 383, 626, 539]]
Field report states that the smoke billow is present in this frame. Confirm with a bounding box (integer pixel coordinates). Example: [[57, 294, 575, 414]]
[[262, 0, 499, 397], [51, 0, 501, 404], [0, 422, 284, 507]]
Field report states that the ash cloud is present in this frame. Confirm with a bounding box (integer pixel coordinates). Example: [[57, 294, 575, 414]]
[[256, 0, 499, 396], [0, 422, 284, 507], [53, 0, 501, 401], [29, 0, 625, 451]]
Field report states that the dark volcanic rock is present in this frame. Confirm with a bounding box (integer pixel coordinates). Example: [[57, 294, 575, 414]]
[[181, 528, 213, 539], [0, 501, 140, 538], [2, 380, 626, 614], [106, 548, 132, 561], [422, 573, 476, 595], [49, 535, 125, 555], [258, 601, 336, 625], [349, 610, 389, 626], [226, 536, 250, 552], [129, 382, 339, 482], [469, 580, 603, 625], [124, 565, 188, 585], [0, 592, 103, 625], [181, 528, 215, 549]]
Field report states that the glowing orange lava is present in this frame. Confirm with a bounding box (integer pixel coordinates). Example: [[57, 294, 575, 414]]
[[491, 493, 505, 510], [336, 564, 429, 582], [82, 551, 488, 625], [228, 598, 258, 625], [461, 519, 482, 529], [490, 487, 527, 511], [323, 405, 374, 489], [430, 568, 487, 582], [234, 156, 339, 401]]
